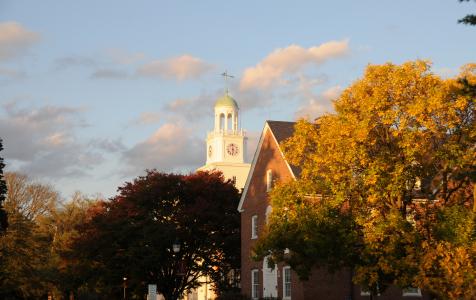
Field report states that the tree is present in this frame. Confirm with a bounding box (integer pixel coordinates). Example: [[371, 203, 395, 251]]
[[45, 192, 102, 299], [0, 139, 7, 232], [71, 170, 240, 300], [459, 0, 476, 25], [0, 172, 60, 299], [255, 61, 475, 299]]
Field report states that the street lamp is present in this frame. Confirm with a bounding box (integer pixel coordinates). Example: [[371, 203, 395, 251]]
[[123, 277, 127, 300], [172, 239, 181, 254]]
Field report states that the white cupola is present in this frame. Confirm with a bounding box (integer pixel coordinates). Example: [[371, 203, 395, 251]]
[[214, 91, 239, 133]]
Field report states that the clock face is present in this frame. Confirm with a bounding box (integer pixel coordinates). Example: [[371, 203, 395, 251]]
[[208, 145, 213, 158], [226, 143, 239, 156]]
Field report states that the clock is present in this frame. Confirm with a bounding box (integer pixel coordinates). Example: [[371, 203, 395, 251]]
[[226, 143, 239, 156], [208, 145, 213, 158]]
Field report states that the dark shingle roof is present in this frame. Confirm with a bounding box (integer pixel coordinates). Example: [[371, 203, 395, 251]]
[[266, 120, 301, 177]]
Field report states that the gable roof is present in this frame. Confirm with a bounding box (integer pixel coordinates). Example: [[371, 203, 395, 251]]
[[266, 121, 301, 177], [237, 120, 298, 212]]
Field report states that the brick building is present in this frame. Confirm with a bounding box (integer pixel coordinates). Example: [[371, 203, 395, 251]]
[[237, 121, 430, 300]]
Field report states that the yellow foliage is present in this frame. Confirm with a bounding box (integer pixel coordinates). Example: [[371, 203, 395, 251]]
[[260, 60, 475, 295]]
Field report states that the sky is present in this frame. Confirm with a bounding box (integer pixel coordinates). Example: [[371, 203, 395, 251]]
[[0, 0, 475, 199]]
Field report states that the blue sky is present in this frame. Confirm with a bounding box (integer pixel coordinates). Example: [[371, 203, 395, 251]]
[[0, 0, 474, 199]]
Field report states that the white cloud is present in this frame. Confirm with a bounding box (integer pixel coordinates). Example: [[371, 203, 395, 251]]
[[240, 40, 350, 90], [295, 85, 342, 120], [0, 21, 40, 62], [122, 123, 203, 175], [136, 55, 213, 80], [131, 112, 162, 125], [0, 102, 109, 178]]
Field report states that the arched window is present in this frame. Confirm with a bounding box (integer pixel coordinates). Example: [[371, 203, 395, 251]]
[[234, 112, 238, 131], [227, 113, 233, 132], [219, 113, 225, 131]]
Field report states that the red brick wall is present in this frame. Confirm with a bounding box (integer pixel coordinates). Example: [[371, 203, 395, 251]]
[[301, 268, 352, 300], [241, 128, 295, 298]]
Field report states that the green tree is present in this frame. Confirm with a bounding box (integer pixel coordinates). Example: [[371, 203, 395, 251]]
[[255, 61, 475, 299], [0, 139, 7, 232], [72, 170, 240, 300]]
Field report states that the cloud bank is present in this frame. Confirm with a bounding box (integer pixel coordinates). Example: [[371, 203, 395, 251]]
[[136, 55, 213, 80], [240, 39, 350, 90], [122, 123, 203, 175], [0, 102, 122, 179]]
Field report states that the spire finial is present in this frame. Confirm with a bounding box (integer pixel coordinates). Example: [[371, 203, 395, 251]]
[[221, 70, 234, 95]]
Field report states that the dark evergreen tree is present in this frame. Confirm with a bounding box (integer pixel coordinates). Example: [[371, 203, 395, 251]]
[[0, 139, 7, 232], [459, 0, 476, 25]]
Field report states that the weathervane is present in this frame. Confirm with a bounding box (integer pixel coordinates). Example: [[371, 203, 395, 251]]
[[221, 70, 234, 95]]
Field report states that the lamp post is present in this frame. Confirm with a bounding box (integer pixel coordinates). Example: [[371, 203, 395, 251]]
[[123, 277, 127, 300], [172, 239, 181, 254], [172, 239, 182, 300]]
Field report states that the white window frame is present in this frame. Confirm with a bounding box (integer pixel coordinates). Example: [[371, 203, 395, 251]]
[[360, 287, 371, 296], [251, 215, 258, 239], [361, 286, 380, 297], [403, 287, 422, 297], [266, 169, 273, 192], [265, 205, 272, 225], [283, 266, 291, 299], [251, 269, 259, 299]]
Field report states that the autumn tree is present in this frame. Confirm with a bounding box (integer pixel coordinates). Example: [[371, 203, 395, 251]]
[[0, 172, 60, 299], [72, 170, 240, 300], [255, 61, 475, 299], [0, 139, 7, 232], [45, 192, 101, 299]]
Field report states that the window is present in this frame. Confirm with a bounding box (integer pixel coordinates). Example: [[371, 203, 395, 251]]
[[283, 266, 291, 299], [361, 285, 380, 296], [251, 269, 259, 299], [403, 287, 421, 297], [227, 113, 233, 131], [219, 113, 225, 131], [360, 287, 371, 296], [251, 215, 258, 239], [265, 205, 272, 224], [266, 169, 273, 192]]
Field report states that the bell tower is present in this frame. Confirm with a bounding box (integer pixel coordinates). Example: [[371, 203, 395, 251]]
[[206, 91, 246, 165], [197, 73, 251, 190]]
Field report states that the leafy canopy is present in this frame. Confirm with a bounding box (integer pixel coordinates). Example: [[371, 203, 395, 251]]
[[72, 170, 240, 300], [255, 61, 476, 299]]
